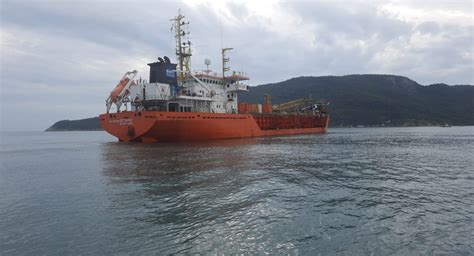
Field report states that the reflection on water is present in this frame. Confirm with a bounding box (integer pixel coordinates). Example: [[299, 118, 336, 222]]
[[102, 138, 259, 180], [101, 138, 287, 254], [99, 128, 474, 254], [1, 128, 473, 255]]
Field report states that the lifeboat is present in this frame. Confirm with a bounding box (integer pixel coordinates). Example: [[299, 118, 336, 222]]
[[105, 70, 138, 113], [110, 77, 130, 103]]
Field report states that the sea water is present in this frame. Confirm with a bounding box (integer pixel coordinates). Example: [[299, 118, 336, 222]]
[[1, 127, 473, 255]]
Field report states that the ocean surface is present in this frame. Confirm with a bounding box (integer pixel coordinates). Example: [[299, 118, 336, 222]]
[[1, 127, 473, 255]]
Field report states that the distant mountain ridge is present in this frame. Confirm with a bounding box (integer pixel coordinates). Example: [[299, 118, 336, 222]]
[[45, 74, 474, 131], [239, 74, 474, 127]]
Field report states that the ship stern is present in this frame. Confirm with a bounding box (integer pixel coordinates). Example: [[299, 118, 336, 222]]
[[99, 112, 156, 142]]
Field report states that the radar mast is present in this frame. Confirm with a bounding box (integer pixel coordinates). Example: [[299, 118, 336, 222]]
[[171, 10, 192, 81], [222, 47, 233, 80]]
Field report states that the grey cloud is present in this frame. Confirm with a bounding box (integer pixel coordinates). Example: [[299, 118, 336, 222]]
[[416, 22, 441, 34], [1, 0, 175, 51]]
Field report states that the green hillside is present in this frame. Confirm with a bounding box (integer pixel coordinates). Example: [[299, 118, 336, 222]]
[[46, 117, 101, 131], [239, 75, 474, 127]]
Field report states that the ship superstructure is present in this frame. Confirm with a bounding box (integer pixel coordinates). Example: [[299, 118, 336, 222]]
[[106, 12, 249, 116], [100, 12, 329, 142]]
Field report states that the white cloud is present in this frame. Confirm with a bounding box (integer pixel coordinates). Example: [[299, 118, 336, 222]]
[[378, 1, 473, 25]]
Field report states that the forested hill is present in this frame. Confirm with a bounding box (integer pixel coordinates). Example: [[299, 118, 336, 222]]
[[45, 74, 474, 130], [46, 117, 101, 131], [239, 74, 474, 127]]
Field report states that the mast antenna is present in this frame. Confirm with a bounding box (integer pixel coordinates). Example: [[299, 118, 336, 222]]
[[219, 18, 224, 50], [170, 9, 192, 81], [222, 47, 233, 80]]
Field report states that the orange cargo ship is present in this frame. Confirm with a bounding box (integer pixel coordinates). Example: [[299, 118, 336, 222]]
[[99, 12, 329, 142]]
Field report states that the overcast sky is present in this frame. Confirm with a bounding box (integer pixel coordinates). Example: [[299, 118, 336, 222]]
[[1, 0, 473, 131]]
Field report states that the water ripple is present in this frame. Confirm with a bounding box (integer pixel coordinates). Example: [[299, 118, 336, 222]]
[[1, 128, 473, 254]]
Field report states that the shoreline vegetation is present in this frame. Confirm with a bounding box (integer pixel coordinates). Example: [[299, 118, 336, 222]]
[[45, 74, 474, 131]]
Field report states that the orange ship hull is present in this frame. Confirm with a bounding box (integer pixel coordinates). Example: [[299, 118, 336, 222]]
[[99, 111, 329, 142]]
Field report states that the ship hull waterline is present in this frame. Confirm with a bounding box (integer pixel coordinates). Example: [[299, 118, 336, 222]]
[[99, 111, 329, 143]]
